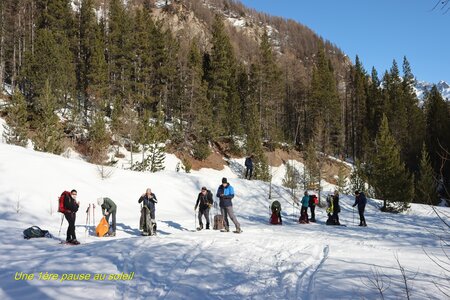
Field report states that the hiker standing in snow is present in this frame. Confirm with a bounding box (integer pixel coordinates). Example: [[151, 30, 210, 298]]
[[353, 190, 367, 227], [97, 197, 117, 236], [244, 155, 254, 180], [332, 190, 341, 225], [309, 194, 317, 222], [299, 191, 310, 223], [139, 188, 158, 234], [195, 187, 214, 230], [64, 189, 80, 244], [216, 178, 242, 233]]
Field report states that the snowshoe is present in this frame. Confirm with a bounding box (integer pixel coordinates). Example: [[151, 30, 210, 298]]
[[62, 239, 80, 245]]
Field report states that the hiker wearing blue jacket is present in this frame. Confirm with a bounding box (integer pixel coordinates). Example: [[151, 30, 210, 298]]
[[353, 190, 367, 227], [299, 191, 310, 223], [216, 177, 242, 233]]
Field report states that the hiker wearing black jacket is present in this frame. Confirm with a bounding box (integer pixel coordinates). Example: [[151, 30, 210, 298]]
[[353, 190, 367, 226], [195, 187, 213, 230], [64, 189, 80, 244], [244, 155, 254, 180], [332, 190, 341, 225], [139, 188, 158, 235]]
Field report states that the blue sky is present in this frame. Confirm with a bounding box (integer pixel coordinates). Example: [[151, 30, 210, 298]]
[[239, 0, 449, 83]]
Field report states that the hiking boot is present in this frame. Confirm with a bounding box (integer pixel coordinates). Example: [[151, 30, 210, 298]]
[[110, 232, 116, 237], [70, 239, 80, 245], [233, 228, 242, 233], [197, 224, 203, 231], [220, 227, 229, 232], [206, 223, 210, 230]]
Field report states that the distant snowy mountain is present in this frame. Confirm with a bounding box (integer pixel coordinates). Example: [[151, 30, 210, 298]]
[[414, 80, 450, 103]]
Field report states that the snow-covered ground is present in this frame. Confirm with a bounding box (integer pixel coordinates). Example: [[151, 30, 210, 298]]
[[0, 141, 449, 299]]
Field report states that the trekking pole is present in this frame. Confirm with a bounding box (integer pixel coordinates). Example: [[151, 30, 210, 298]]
[[92, 204, 96, 227], [58, 214, 64, 236], [352, 206, 355, 226], [292, 202, 295, 222], [194, 208, 197, 231], [85, 204, 91, 238]]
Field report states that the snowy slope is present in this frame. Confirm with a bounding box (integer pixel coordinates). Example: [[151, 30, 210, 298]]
[[0, 142, 449, 300]]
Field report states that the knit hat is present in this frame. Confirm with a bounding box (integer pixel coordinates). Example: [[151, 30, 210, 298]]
[[222, 177, 227, 184], [97, 197, 104, 206]]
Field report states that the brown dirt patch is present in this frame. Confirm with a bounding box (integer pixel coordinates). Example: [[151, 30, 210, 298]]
[[321, 158, 352, 185], [265, 148, 304, 167], [173, 150, 226, 171]]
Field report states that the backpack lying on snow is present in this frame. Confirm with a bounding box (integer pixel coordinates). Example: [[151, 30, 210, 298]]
[[23, 226, 50, 239]]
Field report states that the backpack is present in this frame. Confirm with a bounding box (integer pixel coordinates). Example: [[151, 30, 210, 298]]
[[271, 201, 281, 213], [96, 216, 110, 237], [270, 212, 282, 225], [309, 195, 318, 206], [207, 190, 214, 205], [23, 226, 49, 239], [58, 191, 71, 213]]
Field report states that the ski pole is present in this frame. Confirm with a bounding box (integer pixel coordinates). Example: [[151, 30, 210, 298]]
[[352, 206, 355, 226], [85, 204, 91, 237], [92, 204, 96, 227], [292, 202, 295, 222], [58, 214, 64, 236]]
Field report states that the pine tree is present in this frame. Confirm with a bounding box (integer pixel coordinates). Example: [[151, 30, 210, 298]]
[[87, 111, 110, 164], [282, 161, 299, 200], [401, 57, 425, 173], [366, 67, 384, 139], [336, 164, 348, 193], [3, 88, 29, 146], [108, 0, 133, 100], [348, 159, 368, 195], [309, 45, 342, 153], [246, 64, 269, 181], [33, 80, 64, 154], [79, 0, 108, 112], [187, 41, 212, 160], [22, 28, 75, 109], [206, 14, 237, 137], [304, 141, 319, 189], [382, 60, 410, 165], [369, 114, 414, 212], [424, 86, 450, 194], [415, 143, 437, 204], [132, 7, 155, 112], [347, 55, 368, 159], [258, 29, 283, 142], [147, 142, 166, 172]]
